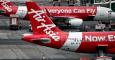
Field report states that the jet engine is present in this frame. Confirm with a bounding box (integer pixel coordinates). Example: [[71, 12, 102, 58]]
[[68, 18, 83, 26]]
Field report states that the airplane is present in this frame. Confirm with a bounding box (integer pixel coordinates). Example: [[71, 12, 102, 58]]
[[0, 0, 115, 27], [22, 0, 115, 58]]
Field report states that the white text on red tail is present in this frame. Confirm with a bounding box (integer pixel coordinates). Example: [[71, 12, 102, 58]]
[[0, 0, 12, 12], [28, 9, 60, 41]]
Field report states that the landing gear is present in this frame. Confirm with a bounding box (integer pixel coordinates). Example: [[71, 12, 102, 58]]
[[97, 46, 106, 57], [28, 24, 33, 32], [96, 46, 112, 60], [9, 14, 19, 30]]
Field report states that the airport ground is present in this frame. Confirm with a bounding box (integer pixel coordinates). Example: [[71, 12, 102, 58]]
[[0, 15, 114, 60], [0, 16, 95, 59], [0, 0, 114, 60]]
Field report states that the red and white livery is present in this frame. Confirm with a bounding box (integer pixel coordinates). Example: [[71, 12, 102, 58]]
[[22, 1, 115, 55], [0, 0, 115, 26]]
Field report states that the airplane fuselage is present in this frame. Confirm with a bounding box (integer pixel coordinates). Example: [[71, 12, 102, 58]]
[[22, 1, 115, 56], [23, 32, 115, 54], [1, 5, 115, 21], [1, 0, 115, 27]]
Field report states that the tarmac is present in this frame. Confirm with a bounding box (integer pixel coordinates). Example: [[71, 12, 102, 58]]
[[0, 0, 114, 59], [0, 15, 115, 60], [0, 16, 97, 59]]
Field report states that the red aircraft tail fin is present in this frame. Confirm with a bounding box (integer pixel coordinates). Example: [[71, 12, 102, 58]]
[[0, 0, 16, 13], [26, 1, 62, 34]]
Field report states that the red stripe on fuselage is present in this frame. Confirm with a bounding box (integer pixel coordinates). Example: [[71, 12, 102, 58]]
[[0, 5, 97, 20], [41, 6, 97, 20], [77, 32, 115, 53]]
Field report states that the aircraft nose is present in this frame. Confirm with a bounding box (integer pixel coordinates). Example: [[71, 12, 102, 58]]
[[110, 12, 115, 20]]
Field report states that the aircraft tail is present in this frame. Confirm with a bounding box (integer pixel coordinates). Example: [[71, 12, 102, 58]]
[[26, 0, 62, 34], [0, 0, 16, 13]]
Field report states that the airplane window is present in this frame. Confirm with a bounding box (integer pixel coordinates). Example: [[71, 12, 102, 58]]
[[71, 42, 74, 45], [77, 39, 79, 42]]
